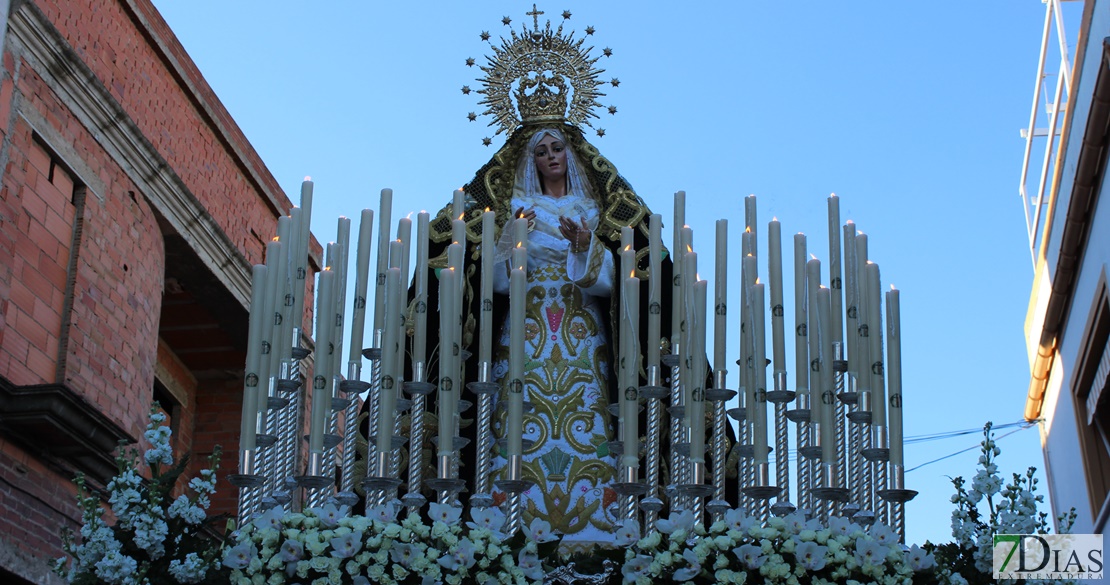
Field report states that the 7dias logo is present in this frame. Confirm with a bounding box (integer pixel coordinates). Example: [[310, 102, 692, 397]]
[[993, 534, 1103, 580]]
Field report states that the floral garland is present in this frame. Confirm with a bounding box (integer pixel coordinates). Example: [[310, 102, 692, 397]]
[[223, 502, 559, 585], [54, 408, 231, 585], [613, 509, 935, 584], [54, 417, 1073, 585]]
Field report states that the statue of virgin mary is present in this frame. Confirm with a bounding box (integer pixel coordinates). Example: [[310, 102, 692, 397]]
[[363, 9, 734, 552]]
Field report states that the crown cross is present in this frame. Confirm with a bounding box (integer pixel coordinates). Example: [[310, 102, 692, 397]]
[[527, 4, 544, 30]]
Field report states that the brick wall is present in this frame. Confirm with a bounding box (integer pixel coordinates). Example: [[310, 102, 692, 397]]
[[0, 0, 312, 576]]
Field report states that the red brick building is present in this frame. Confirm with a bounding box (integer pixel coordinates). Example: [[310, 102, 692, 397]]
[[0, 0, 315, 581]]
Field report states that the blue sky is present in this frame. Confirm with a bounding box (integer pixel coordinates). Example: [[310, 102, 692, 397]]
[[151, 1, 1080, 545]]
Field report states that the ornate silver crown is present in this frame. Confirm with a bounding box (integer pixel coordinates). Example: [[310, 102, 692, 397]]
[[464, 5, 619, 143]]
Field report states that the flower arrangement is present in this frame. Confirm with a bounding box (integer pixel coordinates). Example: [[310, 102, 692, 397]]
[[926, 422, 1077, 585], [54, 408, 231, 585], [223, 502, 560, 585], [612, 508, 936, 584]]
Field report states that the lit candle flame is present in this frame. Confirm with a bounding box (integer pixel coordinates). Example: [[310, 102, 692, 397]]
[[745, 226, 751, 233], [810, 254, 818, 261], [629, 270, 636, 278], [485, 207, 491, 212], [890, 284, 896, 290], [304, 176, 311, 181], [772, 216, 778, 222], [407, 212, 414, 219], [686, 245, 692, 253]]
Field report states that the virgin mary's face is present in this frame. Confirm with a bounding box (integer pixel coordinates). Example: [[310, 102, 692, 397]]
[[533, 134, 567, 184]]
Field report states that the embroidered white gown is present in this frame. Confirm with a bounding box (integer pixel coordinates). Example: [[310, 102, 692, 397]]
[[489, 191, 618, 549]]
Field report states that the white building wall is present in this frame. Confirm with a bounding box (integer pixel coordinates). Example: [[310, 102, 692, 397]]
[[1035, 0, 1110, 533]]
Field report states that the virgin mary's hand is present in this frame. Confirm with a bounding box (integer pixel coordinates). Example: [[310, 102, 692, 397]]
[[558, 215, 591, 253]]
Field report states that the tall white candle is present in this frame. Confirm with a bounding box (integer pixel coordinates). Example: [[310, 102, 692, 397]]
[[279, 208, 303, 363], [255, 241, 281, 421], [377, 267, 401, 456], [855, 233, 871, 394], [453, 188, 465, 219], [793, 234, 808, 395], [273, 216, 293, 367], [827, 195, 843, 347], [742, 252, 757, 431], [866, 261, 886, 429], [479, 210, 496, 365], [690, 279, 708, 464], [683, 250, 699, 441], [290, 180, 314, 343], [818, 286, 836, 464], [395, 219, 412, 377], [648, 214, 662, 372], [886, 286, 903, 466], [437, 267, 458, 455], [621, 276, 640, 469], [309, 269, 335, 456], [768, 219, 785, 374], [842, 222, 858, 376], [333, 218, 352, 368], [752, 282, 768, 464], [350, 210, 375, 363], [398, 218, 412, 282], [744, 194, 758, 258], [671, 192, 685, 349], [241, 264, 268, 454], [413, 212, 430, 370], [452, 216, 466, 250], [373, 188, 393, 332], [806, 258, 821, 426], [508, 266, 526, 459], [621, 227, 634, 287], [714, 220, 728, 375]]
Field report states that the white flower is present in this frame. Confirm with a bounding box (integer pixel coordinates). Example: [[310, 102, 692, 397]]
[[310, 503, 348, 528], [517, 549, 544, 580], [94, 548, 138, 583], [466, 506, 507, 534], [329, 530, 363, 559], [733, 543, 767, 569], [622, 554, 653, 581], [368, 503, 398, 524], [614, 519, 640, 546], [868, 523, 899, 546], [223, 542, 257, 570], [854, 539, 889, 567], [168, 552, 209, 584], [522, 518, 557, 543], [656, 510, 695, 534], [795, 541, 829, 571]]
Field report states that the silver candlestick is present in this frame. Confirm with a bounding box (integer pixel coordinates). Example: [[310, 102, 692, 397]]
[[766, 371, 796, 517], [639, 364, 667, 528], [403, 361, 435, 512], [878, 463, 917, 543], [467, 361, 499, 508], [706, 370, 736, 523]]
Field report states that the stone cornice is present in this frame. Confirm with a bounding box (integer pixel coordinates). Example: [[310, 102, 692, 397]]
[[7, 0, 252, 306]]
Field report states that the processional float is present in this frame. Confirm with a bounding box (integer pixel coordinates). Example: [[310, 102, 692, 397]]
[[229, 5, 916, 544]]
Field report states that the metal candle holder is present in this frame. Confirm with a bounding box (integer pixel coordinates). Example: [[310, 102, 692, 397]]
[[877, 463, 917, 542], [706, 370, 737, 522], [467, 361, 499, 508], [403, 361, 435, 512], [495, 454, 534, 536], [639, 364, 667, 527], [766, 371, 796, 516]]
